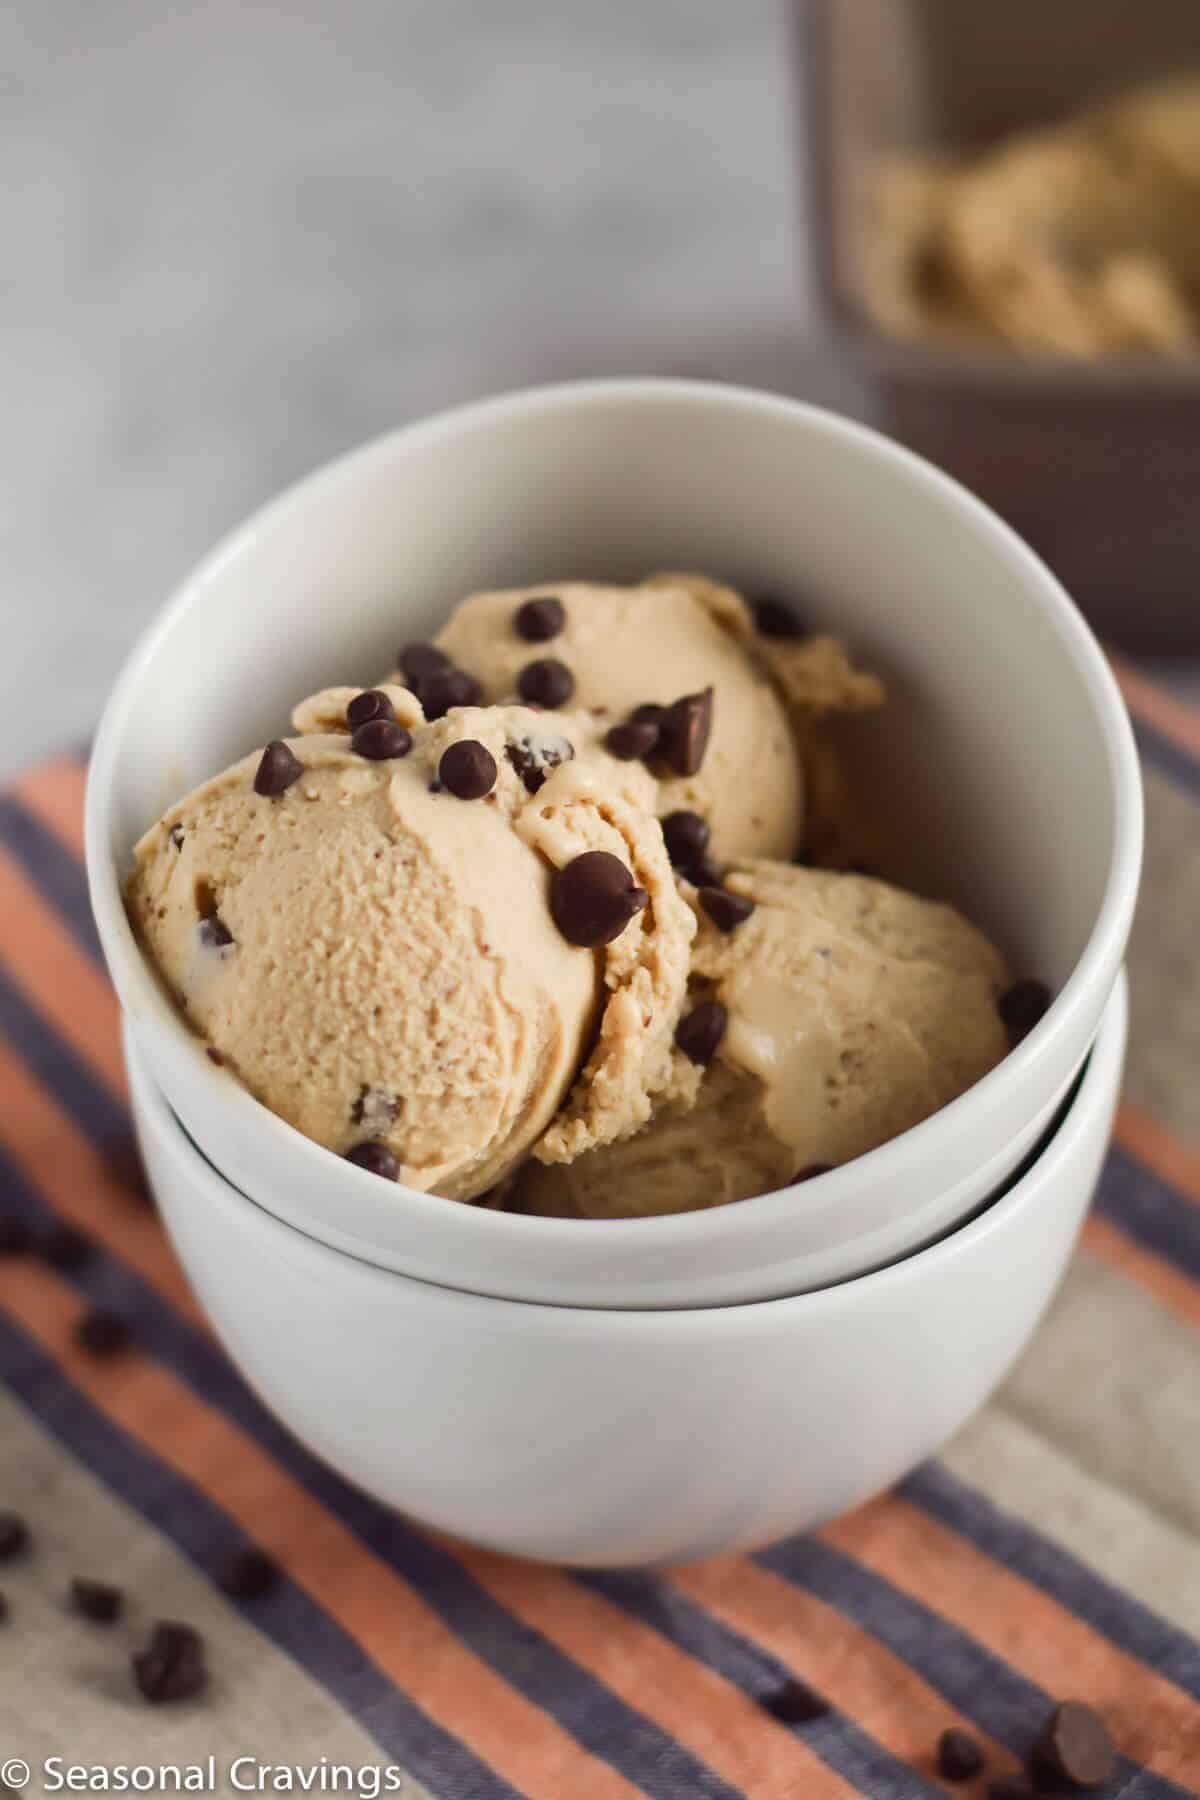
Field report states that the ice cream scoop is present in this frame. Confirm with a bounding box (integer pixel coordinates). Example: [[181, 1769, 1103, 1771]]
[[515, 862, 1010, 1218], [126, 692, 694, 1199]]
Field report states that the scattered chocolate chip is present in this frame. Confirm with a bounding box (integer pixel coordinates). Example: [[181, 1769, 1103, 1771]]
[[71, 1577, 124, 1624], [551, 851, 649, 948], [351, 718, 413, 761], [505, 734, 573, 794], [518, 658, 575, 709], [675, 1000, 727, 1065], [168, 824, 185, 851], [439, 740, 497, 800], [0, 1217, 31, 1257], [761, 1678, 829, 1725], [206, 1047, 225, 1067], [133, 1621, 207, 1704], [0, 1515, 29, 1561], [515, 596, 566, 642], [99, 1135, 152, 1207], [988, 1780, 1034, 1800], [753, 597, 803, 638], [219, 1546, 280, 1601], [938, 1728, 986, 1782], [793, 846, 815, 867], [253, 740, 303, 797], [75, 1308, 132, 1358], [661, 810, 710, 869], [605, 720, 660, 761], [999, 980, 1052, 1045], [398, 642, 451, 684], [796, 1163, 834, 1181], [347, 688, 395, 728], [685, 854, 723, 889], [196, 916, 233, 951], [658, 687, 714, 777], [698, 887, 756, 932], [631, 702, 667, 727], [421, 667, 483, 720], [1031, 1702, 1116, 1790], [42, 1222, 93, 1271], [344, 1142, 400, 1181]]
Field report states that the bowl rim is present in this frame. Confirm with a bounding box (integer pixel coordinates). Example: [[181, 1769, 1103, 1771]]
[[127, 967, 1127, 1325], [88, 376, 1143, 1259]]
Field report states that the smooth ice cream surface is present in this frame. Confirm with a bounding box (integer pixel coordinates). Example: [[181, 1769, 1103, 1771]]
[[515, 864, 1010, 1219], [126, 699, 693, 1199]]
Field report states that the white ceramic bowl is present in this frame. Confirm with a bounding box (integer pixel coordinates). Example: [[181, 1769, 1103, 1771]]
[[128, 972, 1126, 1568], [88, 381, 1142, 1308]]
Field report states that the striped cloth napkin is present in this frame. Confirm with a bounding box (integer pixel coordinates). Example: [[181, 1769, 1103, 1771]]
[[0, 656, 1197, 1798]]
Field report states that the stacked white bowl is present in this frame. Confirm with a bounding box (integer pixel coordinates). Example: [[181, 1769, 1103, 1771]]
[[87, 382, 1141, 1564]]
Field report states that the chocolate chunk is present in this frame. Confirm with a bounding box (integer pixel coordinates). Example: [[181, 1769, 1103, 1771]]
[[988, 1781, 1034, 1800], [133, 1621, 207, 1704], [605, 720, 660, 761], [169, 824, 185, 850], [0, 1216, 31, 1257], [515, 596, 566, 642], [99, 1134, 152, 1207], [938, 1728, 985, 1782], [219, 1546, 280, 1601], [661, 810, 710, 869], [761, 1678, 829, 1725], [518, 658, 575, 709], [0, 1514, 29, 1561], [505, 734, 573, 795], [351, 718, 413, 761], [254, 740, 303, 797], [753, 597, 803, 639], [398, 642, 451, 684], [420, 667, 483, 720], [659, 687, 714, 776], [439, 740, 497, 800], [71, 1577, 124, 1624], [42, 1222, 93, 1271], [346, 688, 395, 728], [796, 1163, 834, 1182], [551, 851, 649, 948], [631, 703, 667, 727], [1032, 1702, 1116, 1789], [675, 1000, 727, 1065], [344, 1142, 400, 1181], [999, 980, 1052, 1045], [196, 916, 233, 950], [698, 887, 756, 932], [75, 1308, 132, 1358]]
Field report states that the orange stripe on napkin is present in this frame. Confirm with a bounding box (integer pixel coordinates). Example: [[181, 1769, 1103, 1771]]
[[822, 1496, 1200, 1785], [1111, 655, 1200, 763], [1081, 1214, 1200, 1332], [1117, 1101, 1200, 1207], [671, 1555, 1021, 1781], [451, 1544, 856, 1800], [15, 756, 88, 858], [0, 1261, 650, 1800]]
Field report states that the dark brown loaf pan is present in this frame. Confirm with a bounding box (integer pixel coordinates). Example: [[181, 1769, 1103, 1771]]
[[804, 0, 1200, 652]]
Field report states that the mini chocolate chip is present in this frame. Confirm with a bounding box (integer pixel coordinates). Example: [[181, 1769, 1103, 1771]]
[[347, 688, 395, 728], [761, 1679, 829, 1725], [518, 658, 575, 709], [421, 667, 483, 719], [168, 824, 185, 850], [76, 1308, 132, 1358], [344, 1142, 400, 1180], [0, 1217, 31, 1257], [988, 1781, 1034, 1800], [439, 740, 497, 800], [683, 854, 723, 890], [42, 1222, 93, 1271], [796, 1163, 834, 1181], [605, 720, 660, 761], [551, 851, 649, 948], [659, 687, 714, 776], [938, 1728, 986, 1782], [197, 916, 233, 950], [698, 887, 756, 932], [133, 1621, 207, 1704], [753, 597, 804, 638], [631, 702, 667, 727], [254, 740, 303, 797], [219, 1547, 280, 1600], [0, 1515, 29, 1561], [661, 811, 710, 868], [351, 718, 413, 761], [398, 642, 451, 684], [72, 1578, 124, 1624], [515, 596, 566, 642], [206, 1047, 226, 1067], [999, 979, 1052, 1045], [1031, 1702, 1116, 1790], [99, 1134, 152, 1207], [675, 1000, 727, 1065]]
